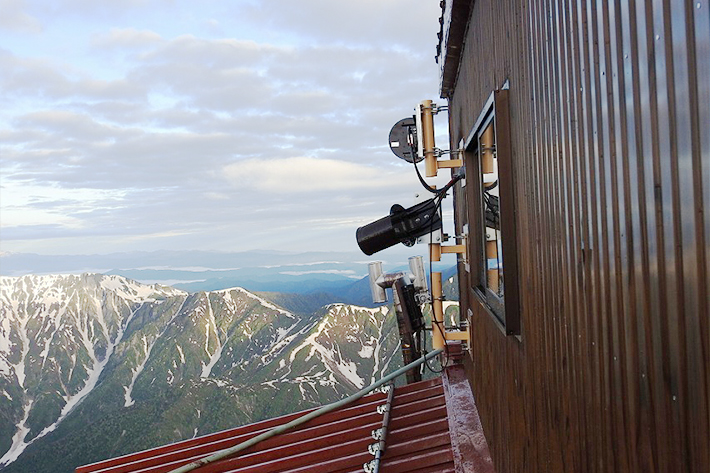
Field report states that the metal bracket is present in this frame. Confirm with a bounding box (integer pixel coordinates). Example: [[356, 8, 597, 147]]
[[415, 291, 432, 305], [368, 442, 381, 455], [462, 225, 470, 272], [437, 158, 463, 169]]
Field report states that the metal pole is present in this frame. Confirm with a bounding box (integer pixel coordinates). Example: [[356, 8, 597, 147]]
[[370, 383, 395, 473]]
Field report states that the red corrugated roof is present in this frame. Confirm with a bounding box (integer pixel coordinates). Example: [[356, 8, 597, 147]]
[[77, 364, 493, 473]]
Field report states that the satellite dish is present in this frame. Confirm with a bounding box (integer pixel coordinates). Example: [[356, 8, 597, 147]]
[[388, 117, 421, 163]]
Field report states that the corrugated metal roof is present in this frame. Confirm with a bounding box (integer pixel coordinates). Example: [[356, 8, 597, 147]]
[[76, 373, 477, 473]]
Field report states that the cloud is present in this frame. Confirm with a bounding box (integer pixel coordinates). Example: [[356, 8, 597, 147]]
[[0, 180, 129, 233], [139, 35, 274, 67], [241, 0, 440, 52], [92, 27, 162, 49], [222, 157, 410, 193], [0, 50, 146, 101], [0, 0, 42, 32], [0, 1, 447, 256], [279, 269, 357, 277]]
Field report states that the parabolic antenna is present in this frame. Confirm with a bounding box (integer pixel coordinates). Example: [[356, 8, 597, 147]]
[[388, 117, 421, 163]]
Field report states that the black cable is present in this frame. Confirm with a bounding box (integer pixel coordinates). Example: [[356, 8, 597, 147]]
[[422, 321, 444, 374], [437, 171, 464, 196], [422, 196, 443, 374], [422, 193, 451, 374], [433, 195, 450, 370], [412, 157, 464, 196], [413, 158, 439, 194], [409, 164, 463, 374], [393, 178, 462, 241]]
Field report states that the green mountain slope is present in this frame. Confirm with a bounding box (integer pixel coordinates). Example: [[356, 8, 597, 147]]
[[0, 275, 405, 473]]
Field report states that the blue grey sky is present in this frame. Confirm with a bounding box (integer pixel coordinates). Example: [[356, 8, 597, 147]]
[[0, 0, 452, 256]]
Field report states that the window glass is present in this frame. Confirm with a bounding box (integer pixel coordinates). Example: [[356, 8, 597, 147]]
[[464, 89, 519, 335]]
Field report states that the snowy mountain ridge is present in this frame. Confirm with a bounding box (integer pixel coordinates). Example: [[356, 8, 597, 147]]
[[0, 273, 402, 473], [0, 274, 185, 466]]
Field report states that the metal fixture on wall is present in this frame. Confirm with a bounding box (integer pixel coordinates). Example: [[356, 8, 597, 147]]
[[356, 99, 472, 363], [366, 257, 429, 383]]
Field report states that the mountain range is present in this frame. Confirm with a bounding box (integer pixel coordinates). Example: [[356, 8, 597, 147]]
[[0, 273, 425, 473]]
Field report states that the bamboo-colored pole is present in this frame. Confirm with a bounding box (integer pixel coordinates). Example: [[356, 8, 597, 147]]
[[430, 242, 441, 262], [444, 331, 470, 341], [480, 122, 495, 173], [441, 244, 467, 254], [486, 239, 499, 293], [438, 159, 463, 169], [421, 100, 437, 177]]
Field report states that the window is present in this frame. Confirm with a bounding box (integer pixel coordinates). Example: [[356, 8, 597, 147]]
[[464, 89, 520, 335]]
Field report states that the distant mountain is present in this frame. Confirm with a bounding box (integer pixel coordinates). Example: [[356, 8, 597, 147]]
[[0, 250, 372, 275], [171, 274, 357, 295], [0, 274, 403, 473], [251, 265, 459, 317], [253, 291, 357, 316], [0, 250, 459, 297]]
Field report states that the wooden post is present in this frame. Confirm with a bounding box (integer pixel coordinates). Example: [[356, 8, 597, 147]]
[[486, 239, 499, 293], [422, 100, 437, 177], [430, 242, 441, 262], [441, 244, 467, 255], [480, 122, 495, 174]]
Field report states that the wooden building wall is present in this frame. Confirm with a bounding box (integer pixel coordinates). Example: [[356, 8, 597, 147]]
[[443, 0, 709, 471]]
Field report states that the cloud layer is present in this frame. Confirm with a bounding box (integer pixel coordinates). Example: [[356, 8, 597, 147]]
[[0, 0, 450, 255]]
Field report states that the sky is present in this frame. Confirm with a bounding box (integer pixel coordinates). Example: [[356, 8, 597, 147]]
[[0, 0, 453, 257]]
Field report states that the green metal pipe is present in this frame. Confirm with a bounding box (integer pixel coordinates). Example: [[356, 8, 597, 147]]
[[168, 348, 444, 473]]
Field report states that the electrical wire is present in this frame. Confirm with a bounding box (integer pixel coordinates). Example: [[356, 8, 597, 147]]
[[409, 151, 463, 374], [422, 319, 446, 374], [412, 157, 439, 194], [422, 192, 451, 374], [410, 172, 463, 238], [412, 156, 464, 197]]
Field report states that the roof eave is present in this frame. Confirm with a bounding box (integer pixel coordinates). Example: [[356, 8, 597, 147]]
[[437, 0, 475, 99]]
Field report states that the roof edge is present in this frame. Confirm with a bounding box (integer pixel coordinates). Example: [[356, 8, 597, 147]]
[[442, 363, 495, 472], [437, 0, 475, 99]]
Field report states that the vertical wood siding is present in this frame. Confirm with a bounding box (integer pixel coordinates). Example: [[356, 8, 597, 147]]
[[447, 0, 709, 471]]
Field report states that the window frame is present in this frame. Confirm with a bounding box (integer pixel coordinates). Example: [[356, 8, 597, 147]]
[[463, 89, 520, 336]]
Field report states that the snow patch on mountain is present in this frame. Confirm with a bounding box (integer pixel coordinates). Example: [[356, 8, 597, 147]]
[[0, 400, 33, 467], [201, 295, 223, 379], [358, 345, 374, 358], [289, 306, 366, 389], [13, 315, 30, 388], [44, 301, 141, 429], [125, 295, 188, 405], [124, 335, 149, 407], [100, 275, 185, 302], [177, 344, 186, 364], [258, 319, 308, 366]]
